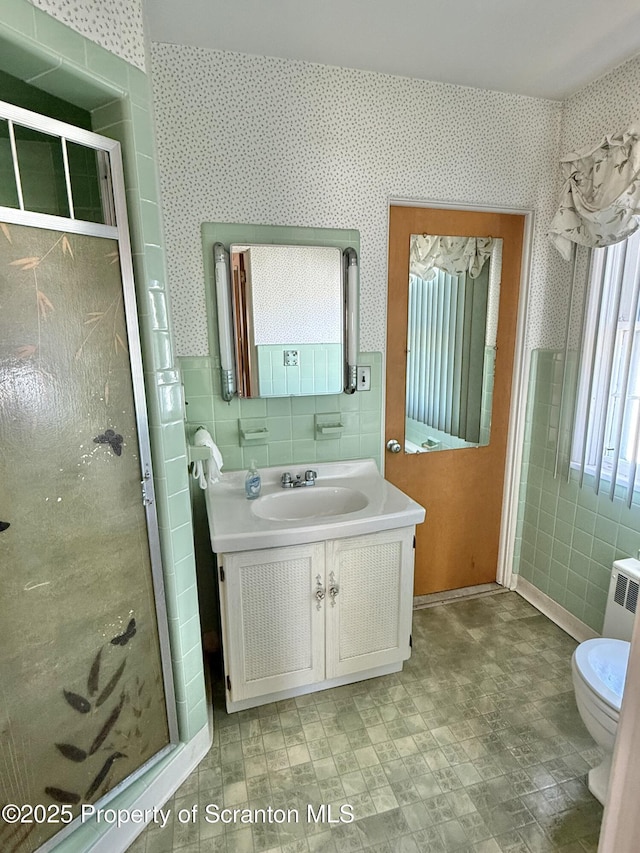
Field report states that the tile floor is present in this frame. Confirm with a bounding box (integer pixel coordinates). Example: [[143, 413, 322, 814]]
[[131, 592, 603, 852]]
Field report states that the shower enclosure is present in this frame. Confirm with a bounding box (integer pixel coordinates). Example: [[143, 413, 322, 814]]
[[0, 100, 177, 852]]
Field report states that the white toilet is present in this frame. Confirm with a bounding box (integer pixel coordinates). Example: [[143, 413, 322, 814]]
[[571, 637, 630, 804], [571, 558, 640, 803]]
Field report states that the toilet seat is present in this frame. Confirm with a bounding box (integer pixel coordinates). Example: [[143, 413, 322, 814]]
[[572, 638, 630, 713]]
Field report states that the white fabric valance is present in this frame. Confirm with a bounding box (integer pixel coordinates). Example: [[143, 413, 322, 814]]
[[409, 235, 494, 280], [549, 126, 640, 261]]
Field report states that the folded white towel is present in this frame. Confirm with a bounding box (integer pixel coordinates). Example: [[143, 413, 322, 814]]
[[192, 427, 224, 488]]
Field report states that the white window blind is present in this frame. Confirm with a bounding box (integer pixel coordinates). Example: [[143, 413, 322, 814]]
[[406, 268, 487, 443], [573, 231, 640, 504]]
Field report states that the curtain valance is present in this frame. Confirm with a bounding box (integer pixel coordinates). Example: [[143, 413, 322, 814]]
[[549, 126, 640, 261], [409, 235, 493, 280]]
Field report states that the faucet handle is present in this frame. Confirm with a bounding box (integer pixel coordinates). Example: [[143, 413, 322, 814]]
[[281, 472, 293, 488], [304, 469, 317, 484]]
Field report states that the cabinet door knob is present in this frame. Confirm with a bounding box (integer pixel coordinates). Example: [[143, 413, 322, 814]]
[[315, 574, 325, 610], [329, 570, 339, 606]]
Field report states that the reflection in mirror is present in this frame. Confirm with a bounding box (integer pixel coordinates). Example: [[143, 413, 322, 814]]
[[405, 235, 502, 453], [229, 243, 344, 397]]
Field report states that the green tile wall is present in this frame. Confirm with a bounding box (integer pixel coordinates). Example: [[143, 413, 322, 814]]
[[256, 342, 343, 396], [0, 2, 208, 850], [182, 352, 383, 471], [514, 349, 640, 632], [0, 71, 103, 217], [0, 67, 92, 125]]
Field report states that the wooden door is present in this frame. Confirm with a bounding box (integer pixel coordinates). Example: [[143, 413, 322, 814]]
[[385, 205, 524, 595]]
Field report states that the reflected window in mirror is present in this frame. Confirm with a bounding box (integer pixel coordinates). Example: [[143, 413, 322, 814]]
[[405, 234, 502, 453]]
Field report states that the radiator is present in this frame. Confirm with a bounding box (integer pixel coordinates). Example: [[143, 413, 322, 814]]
[[602, 558, 640, 641]]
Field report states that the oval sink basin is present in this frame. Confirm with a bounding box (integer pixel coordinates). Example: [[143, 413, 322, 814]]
[[251, 486, 369, 521]]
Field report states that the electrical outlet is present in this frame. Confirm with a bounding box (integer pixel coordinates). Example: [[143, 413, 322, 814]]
[[357, 365, 371, 391], [283, 350, 299, 366]]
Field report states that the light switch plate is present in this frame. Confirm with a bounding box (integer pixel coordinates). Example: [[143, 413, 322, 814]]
[[357, 365, 371, 391]]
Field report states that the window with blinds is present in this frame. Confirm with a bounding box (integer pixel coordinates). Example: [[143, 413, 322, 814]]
[[572, 230, 640, 504]]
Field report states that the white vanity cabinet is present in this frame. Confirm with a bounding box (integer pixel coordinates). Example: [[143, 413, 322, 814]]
[[217, 527, 416, 712]]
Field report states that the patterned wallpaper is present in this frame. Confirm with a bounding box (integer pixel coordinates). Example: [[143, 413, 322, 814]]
[[562, 54, 640, 152], [149, 45, 568, 357], [28, 0, 147, 70]]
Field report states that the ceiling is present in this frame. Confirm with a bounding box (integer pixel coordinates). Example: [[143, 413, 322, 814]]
[[144, 0, 640, 100]]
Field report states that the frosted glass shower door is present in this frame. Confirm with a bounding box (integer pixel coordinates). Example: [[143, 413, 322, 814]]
[[0, 222, 174, 853]]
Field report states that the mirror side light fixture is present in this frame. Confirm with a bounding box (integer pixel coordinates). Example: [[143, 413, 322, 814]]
[[214, 242, 236, 401], [213, 242, 359, 400], [344, 247, 359, 394]]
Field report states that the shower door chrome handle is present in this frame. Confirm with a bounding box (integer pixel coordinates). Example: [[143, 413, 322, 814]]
[[386, 439, 402, 453]]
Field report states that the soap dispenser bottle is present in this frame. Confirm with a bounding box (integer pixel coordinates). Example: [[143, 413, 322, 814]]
[[245, 459, 261, 500]]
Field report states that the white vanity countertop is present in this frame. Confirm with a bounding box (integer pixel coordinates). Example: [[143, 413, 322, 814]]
[[204, 458, 426, 553]]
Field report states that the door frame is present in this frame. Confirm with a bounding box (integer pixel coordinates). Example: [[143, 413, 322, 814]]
[[385, 197, 535, 592]]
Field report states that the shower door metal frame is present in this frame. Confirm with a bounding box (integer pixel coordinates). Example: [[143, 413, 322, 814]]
[[0, 99, 179, 827]]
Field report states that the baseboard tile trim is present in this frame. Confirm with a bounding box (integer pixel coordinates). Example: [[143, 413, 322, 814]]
[[514, 575, 598, 643]]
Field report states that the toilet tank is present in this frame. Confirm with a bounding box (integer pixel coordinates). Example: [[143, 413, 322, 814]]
[[602, 558, 640, 640]]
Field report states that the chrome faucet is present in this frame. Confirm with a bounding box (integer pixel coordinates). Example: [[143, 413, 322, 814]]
[[281, 470, 317, 488]]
